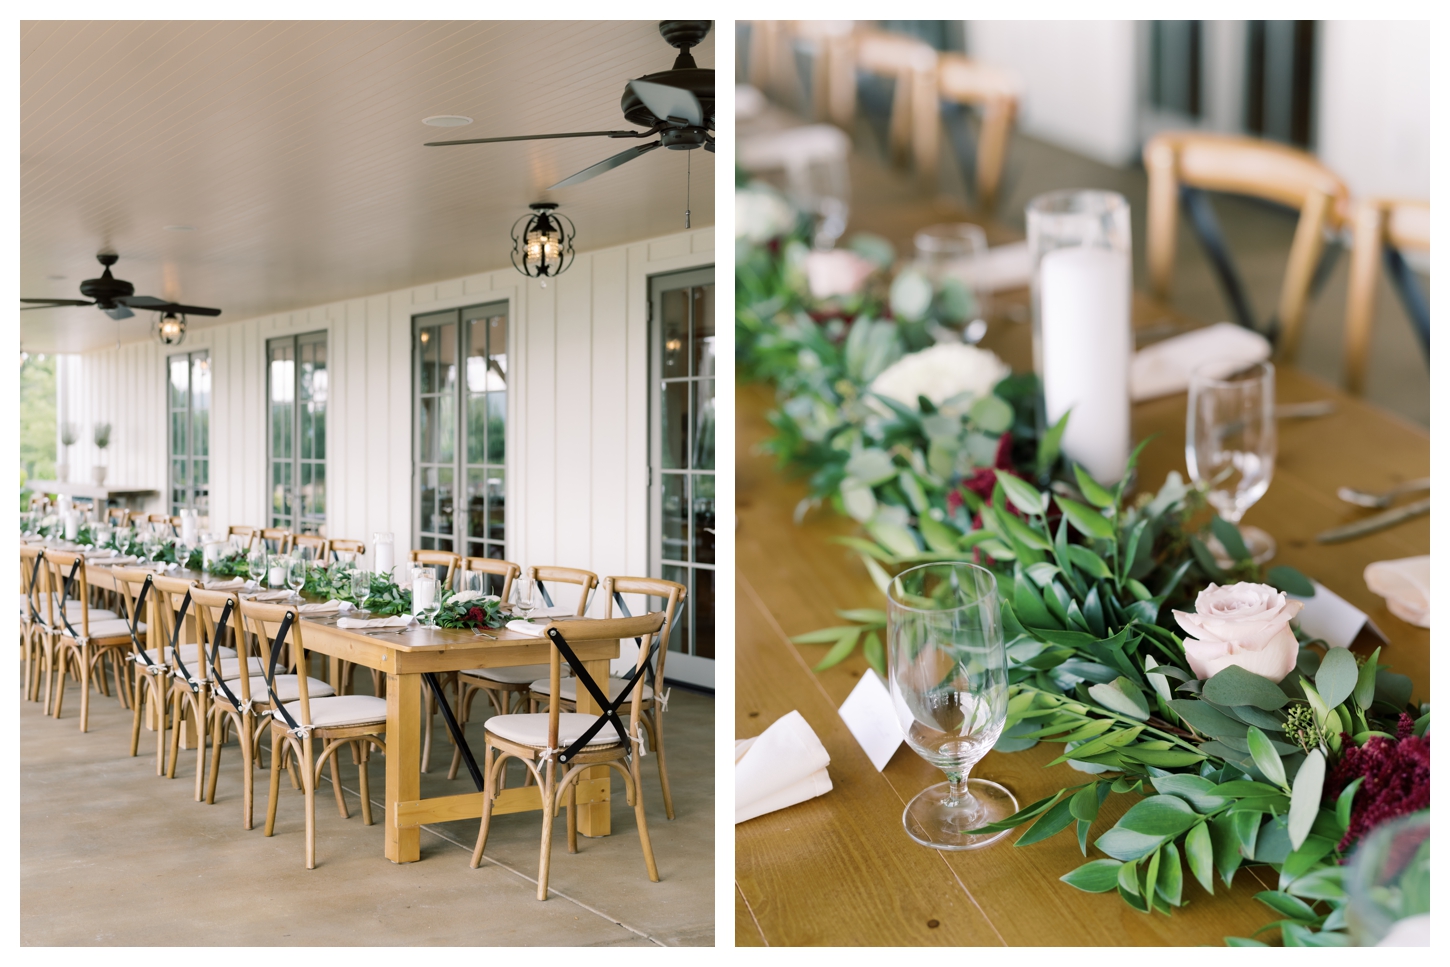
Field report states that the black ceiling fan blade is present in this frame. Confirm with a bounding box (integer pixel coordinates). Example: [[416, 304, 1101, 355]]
[[21, 298, 94, 307], [118, 296, 222, 317], [547, 141, 663, 190], [629, 80, 703, 127], [105, 305, 135, 320], [704, 139, 715, 153], [120, 296, 171, 307], [425, 129, 650, 147]]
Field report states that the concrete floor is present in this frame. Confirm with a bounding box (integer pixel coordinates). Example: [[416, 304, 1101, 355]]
[[20, 671, 714, 946]]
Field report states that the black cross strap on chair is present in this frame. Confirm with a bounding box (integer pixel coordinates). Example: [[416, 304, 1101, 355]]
[[469, 612, 667, 900]]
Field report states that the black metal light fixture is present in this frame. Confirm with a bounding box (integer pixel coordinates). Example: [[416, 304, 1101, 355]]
[[155, 310, 186, 346], [511, 203, 575, 287]]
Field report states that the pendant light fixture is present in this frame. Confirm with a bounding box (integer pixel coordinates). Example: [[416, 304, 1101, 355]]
[[511, 203, 575, 288], [155, 310, 186, 346]]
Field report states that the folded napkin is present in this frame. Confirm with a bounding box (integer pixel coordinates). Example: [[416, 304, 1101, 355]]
[[297, 599, 348, 616], [506, 619, 546, 637], [1364, 556, 1430, 628], [736, 710, 833, 824], [246, 589, 295, 603], [944, 241, 1032, 294], [203, 577, 247, 591], [1130, 322, 1271, 401], [88, 554, 138, 566], [336, 614, 414, 630]]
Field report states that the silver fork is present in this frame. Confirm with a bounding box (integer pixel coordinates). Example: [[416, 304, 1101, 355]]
[[1337, 477, 1431, 509]]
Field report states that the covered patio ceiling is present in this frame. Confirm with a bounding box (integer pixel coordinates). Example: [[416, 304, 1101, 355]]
[[20, 20, 715, 354]]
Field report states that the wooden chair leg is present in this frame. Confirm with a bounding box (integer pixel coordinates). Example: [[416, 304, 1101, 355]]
[[78, 643, 92, 732], [470, 744, 497, 868], [167, 686, 184, 778], [207, 713, 224, 805], [129, 665, 145, 757], [302, 735, 317, 869], [357, 740, 374, 826], [537, 758, 556, 900], [631, 756, 660, 883], [264, 729, 283, 837], [566, 776, 579, 854], [193, 696, 208, 802], [328, 745, 349, 819], [650, 713, 675, 820], [242, 716, 256, 830]]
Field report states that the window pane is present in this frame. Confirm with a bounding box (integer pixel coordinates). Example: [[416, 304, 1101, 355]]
[[172, 412, 187, 456], [437, 467, 454, 536], [169, 358, 189, 409], [661, 289, 689, 378], [486, 473, 505, 544], [693, 568, 715, 660], [661, 473, 687, 563], [420, 328, 437, 394], [467, 468, 486, 541], [694, 474, 715, 564], [662, 564, 689, 654], [438, 390, 454, 464], [439, 322, 456, 394], [660, 381, 689, 470], [309, 463, 326, 523], [486, 391, 505, 465], [692, 283, 715, 378], [420, 467, 437, 535], [693, 379, 714, 470], [467, 393, 485, 465]]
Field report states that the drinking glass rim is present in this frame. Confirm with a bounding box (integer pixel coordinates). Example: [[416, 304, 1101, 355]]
[[1188, 358, 1274, 387], [887, 561, 998, 613]]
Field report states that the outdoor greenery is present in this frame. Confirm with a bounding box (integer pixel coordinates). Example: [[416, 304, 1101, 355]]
[[20, 354, 57, 505]]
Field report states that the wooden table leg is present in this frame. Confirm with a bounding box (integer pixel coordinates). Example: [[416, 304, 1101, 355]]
[[574, 657, 612, 838], [384, 672, 422, 862]]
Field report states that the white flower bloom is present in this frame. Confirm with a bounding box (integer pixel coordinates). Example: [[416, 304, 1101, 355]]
[[1174, 582, 1304, 681], [735, 185, 797, 244], [450, 589, 485, 605], [867, 343, 1010, 412]]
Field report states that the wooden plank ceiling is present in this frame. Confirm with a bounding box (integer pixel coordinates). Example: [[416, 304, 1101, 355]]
[[20, 20, 715, 353]]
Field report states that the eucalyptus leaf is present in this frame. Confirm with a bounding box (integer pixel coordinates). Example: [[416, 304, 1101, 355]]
[[1115, 795, 1200, 838], [1373, 669, 1413, 713], [1061, 859, 1122, 893], [845, 448, 896, 486], [1314, 647, 1359, 711], [1287, 749, 1325, 851], [1209, 515, 1251, 563], [1202, 665, 1290, 710], [1150, 774, 1231, 813], [1266, 565, 1315, 596], [1168, 698, 1249, 739], [1335, 776, 1363, 834], [969, 393, 1014, 434], [1184, 821, 1215, 894], [1353, 646, 1381, 711], [1246, 726, 1288, 790]]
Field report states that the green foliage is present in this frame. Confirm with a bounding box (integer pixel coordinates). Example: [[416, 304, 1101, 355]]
[[20, 354, 57, 482]]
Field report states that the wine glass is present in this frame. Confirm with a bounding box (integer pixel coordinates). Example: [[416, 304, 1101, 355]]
[[350, 568, 372, 616], [1186, 360, 1277, 564], [286, 556, 308, 603], [247, 547, 268, 587], [141, 527, 162, 563], [887, 562, 1017, 850], [412, 568, 440, 628], [511, 580, 537, 621]]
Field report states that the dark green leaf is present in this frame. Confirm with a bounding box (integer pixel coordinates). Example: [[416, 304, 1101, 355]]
[[1123, 747, 1207, 767], [1117, 858, 1140, 895], [1069, 782, 1102, 822], [1210, 814, 1244, 885], [1036, 410, 1069, 476], [1168, 698, 1249, 739], [1314, 647, 1359, 711], [1060, 859, 1123, 893], [964, 789, 1067, 834], [1267, 565, 1315, 596], [1203, 665, 1290, 710], [1184, 822, 1214, 894], [1210, 515, 1252, 563], [1013, 572, 1056, 629], [1081, 586, 1107, 637], [1118, 880, 1150, 912], [997, 471, 1049, 516], [1246, 726, 1288, 789], [1076, 817, 1092, 855], [1281, 834, 1337, 883], [1143, 847, 1162, 911], [1015, 797, 1078, 846], [1282, 924, 1350, 947], [1056, 496, 1116, 541], [1373, 669, 1413, 712], [1117, 796, 1200, 838], [1254, 815, 1293, 865], [1256, 890, 1319, 923], [1073, 463, 1116, 508], [1065, 544, 1112, 580], [1156, 840, 1183, 906], [1231, 705, 1287, 731], [1353, 646, 1381, 711], [1335, 777, 1363, 834], [1285, 865, 1344, 901], [1096, 826, 1166, 862], [1150, 774, 1231, 813], [1216, 779, 1286, 799], [1188, 536, 1228, 581]]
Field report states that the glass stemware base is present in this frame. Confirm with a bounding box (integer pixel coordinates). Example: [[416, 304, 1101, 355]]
[[903, 778, 1019, 851], [1207, 524, 1277, 567]]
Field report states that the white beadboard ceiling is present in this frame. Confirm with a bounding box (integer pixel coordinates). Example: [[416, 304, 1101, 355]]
[[20, 20, 715, 354]]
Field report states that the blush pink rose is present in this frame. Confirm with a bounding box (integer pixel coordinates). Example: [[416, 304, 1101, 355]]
[[1173, 582, 1304, 682], [803, 249, 876, 300]]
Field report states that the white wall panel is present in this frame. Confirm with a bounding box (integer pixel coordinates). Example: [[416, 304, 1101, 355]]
[[60, 227, 712, 611]]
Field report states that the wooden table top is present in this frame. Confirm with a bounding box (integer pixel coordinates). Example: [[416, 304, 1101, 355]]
[[735, 140, 1429, 946]]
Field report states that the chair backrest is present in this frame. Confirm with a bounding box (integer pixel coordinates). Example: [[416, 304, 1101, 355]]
[[106, 506, 129, 526], [1343, 197, 1430, 395], [42, 550, 91, 636], [20, 543, 49, 624], [539, 612, 668, 756], [152, 573, 203, 675], [781, 20, 855, 124], [528, 566, 598, 616], [329, 539, 366, 563], [259, 528, 293, 555], [409, 549, 460, 587], [227, 525, 257, 551], [238, 599, 312, 722], [851, 27, 939, 173], [127, 511, 148, 526], [936, 52, 1019, 211], [293, 534, 330, 563], [107, 565, 155, 638], [604, 576, 686, 684], [147, 514, 177, 538], [464, 556, 520, 601], [190, 586, 248, 698], [1144, 131, 1351, 359]]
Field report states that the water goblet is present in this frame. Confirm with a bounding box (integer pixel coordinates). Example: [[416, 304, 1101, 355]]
[[247, 547, 268, 587], [1186, 360, 1277, 563], [888, 562, 1017, 850], [412, 568, 440, 628], [511, 580, 537, 621], [286, 556, 308, 603], [350, 568, 372, 616]]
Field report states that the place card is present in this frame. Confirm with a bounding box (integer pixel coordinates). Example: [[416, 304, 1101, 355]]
[[1290, 580, 1387, 650], [838, 668, 906, 771]]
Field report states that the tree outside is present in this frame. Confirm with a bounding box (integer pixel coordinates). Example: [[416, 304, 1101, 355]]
[[21, 353, 57, 505]]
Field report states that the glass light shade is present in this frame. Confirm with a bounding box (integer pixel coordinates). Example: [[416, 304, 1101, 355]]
[[156, 312, 187, 346], [511, 204, 575, 282]]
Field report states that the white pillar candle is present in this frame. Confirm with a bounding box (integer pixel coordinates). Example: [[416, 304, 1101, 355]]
[[63, 513, 78, 541], [269, 565, 286, 587], [374, 534, 394, 577], [1038, 245, 1132, 483], [180, 511, 198, 547]]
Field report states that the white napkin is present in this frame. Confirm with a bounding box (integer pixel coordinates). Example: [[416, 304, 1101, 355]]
[[297, 599, 348, 615], [506, 619, 546, 637], [247, 589, 295, 603], [1378, 913, 1430, 946], [1129, 322, 1272, 401], [88, 554, 138, 566], [203, 577, 247, 591], [1364, 556, 1430, 628], [735, 710, 833, 824], [336, 614, 415, 630], [944, 241, 1032, 294]]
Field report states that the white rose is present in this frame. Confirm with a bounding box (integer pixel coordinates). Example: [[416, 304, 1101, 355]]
[[803, 249, 876, 300], [735, 185, 797, 244], [867, 343, 1010, 412], [1173, 582, 1304, 682], [450, 589, 485, 605]]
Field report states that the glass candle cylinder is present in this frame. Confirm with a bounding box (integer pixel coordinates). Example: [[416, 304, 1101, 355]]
[[268, 556, 287, 589], [373, 532, 394, 578], [1027, 190, 1133, 484]]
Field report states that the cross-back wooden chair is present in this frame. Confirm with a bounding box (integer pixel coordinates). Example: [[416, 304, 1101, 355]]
[[779, 20, 856, 125], [1144, 131, 1351, 360], [470, 612, 668, 899], [293, 534, 330, 563], [528, 576, 686, 819], [1343, 198, 1430, 395], [463, 556, 520, 601], [227, 525, 258, 551], [409, 549, 460, 587], [242, 599, 386, 868], [450, 565, 597, 767], [259, 528, 293, 555], [106, 506, 129, 526], [23, 545, 118, 707], [112, 565, 179, 772], [329, 539, 366, 563], [935, 52, 1018, 212], [849, 27, 939, 175], [150, 573, 217, 798], [43, 551, 137, 732], [147, 514, 177, 538], [127, 511, 148, 527]]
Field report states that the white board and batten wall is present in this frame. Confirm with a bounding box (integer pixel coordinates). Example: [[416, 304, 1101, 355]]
[[58, 227, 715, 621]]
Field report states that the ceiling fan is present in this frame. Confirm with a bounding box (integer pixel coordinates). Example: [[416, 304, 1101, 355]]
[[20, 253, 222, 320], [425, 20, 714, 190]]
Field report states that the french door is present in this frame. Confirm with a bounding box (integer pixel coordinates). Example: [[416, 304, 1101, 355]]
[[266, 332, 327, 534], [650, 267, 715, 689]]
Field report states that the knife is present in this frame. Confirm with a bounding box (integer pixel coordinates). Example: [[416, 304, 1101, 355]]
[[1316, 496, 1430, 544]]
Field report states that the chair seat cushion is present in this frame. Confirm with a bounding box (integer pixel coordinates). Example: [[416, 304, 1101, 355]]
[[20, 594, 117, 621], [215, 656, 267, 680], [58, 618, 143, 640], [273, 694, 387, 730], [133, 646, 179, 668], [530, 676, 653, 704], [228, 674, 334, 703], [486, 712, 622, 750], [213, 645, 238, 659], [461, 663, 551, 685]]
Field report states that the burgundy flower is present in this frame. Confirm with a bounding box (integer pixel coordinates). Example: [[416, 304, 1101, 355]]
[[1323, 714, 1430, 852], [466, 606, 486, 624]]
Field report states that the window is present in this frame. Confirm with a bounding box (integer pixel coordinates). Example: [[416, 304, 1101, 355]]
[[1149, 21, 1204, 120], [650, 268, 714, 668], [168, 350, 210, 516], [1246, 20, 1317, 148], [267, 331, 327, 534], [413, 302, 507, 562]]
